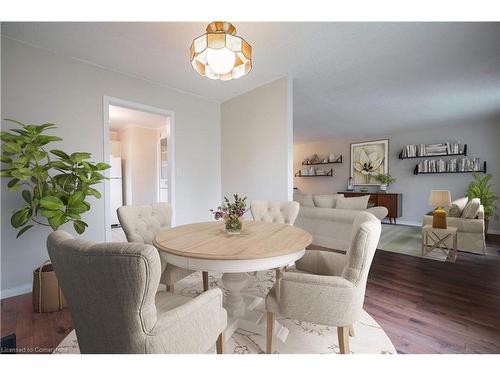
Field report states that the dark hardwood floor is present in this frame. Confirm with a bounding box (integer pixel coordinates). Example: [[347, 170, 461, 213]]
[[2, 234, 500, 354]]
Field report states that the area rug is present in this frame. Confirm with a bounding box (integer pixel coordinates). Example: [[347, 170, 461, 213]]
[[55, 271, 396, 354], [378, 224, 448, 261]]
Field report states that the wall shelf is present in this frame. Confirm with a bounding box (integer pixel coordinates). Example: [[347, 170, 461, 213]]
[[400, 144, 467, 159], [302, 155, 343, 165], [295, 169, 333, 177], [413, 161, 487, 175]]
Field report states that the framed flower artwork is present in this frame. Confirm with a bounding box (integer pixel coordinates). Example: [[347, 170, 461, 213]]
[[350, 139, 389, 185]]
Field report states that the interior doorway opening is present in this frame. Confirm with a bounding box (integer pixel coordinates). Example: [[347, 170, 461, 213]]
[[103, 97, 175, 242]]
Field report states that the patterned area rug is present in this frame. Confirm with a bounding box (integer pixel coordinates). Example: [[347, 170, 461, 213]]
[[378, 224, 448, 261], [55, 271, 395, 354]]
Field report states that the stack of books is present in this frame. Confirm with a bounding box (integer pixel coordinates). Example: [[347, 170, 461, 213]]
[[417, 157, 481, 173], [401, 141, 464, 158]]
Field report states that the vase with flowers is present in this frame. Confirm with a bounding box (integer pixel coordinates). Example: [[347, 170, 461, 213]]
[[210, 194, 247, 234]]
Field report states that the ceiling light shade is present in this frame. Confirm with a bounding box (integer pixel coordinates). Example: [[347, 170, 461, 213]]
[[190, 21, 252, 81]]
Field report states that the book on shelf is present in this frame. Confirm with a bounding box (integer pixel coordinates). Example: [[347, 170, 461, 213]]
[[401, 141, 464, 158], [417, 157, 481, 173]]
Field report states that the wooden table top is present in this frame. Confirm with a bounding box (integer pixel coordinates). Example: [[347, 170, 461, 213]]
[[153, 221, 312, 261]]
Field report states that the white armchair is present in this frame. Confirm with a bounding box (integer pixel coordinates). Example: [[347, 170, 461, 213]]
[[117, 203, 209, 292], [265, 212, 381, 354], [47, 231, 227, 354]]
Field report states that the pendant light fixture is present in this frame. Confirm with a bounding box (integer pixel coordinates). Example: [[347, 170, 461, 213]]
[[190, 21, 252, 81]]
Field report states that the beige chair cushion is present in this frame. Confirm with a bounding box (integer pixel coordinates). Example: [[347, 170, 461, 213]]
[[336, 195, 370, 210], [448, 197, 469, 217], [250, 200, 300, 225], [47, 231, 227, 354], [461, 198, 481, 219], [293, 191, 315, 207], [312, 194, 344, 208]]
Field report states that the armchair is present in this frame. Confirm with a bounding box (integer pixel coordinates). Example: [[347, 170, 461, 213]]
[[265, 212, 381, 354], [47, 231, 227, 354]]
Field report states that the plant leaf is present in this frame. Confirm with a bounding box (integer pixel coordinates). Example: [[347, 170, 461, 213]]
[[68, 191, 85, 206], [17, 225, 34, 238], [40, 196, 65, 210], [50, 149, 71, 160], [11, 208, 32, 228], [21, 190, 32, 203], [73, 220, 88, 234]]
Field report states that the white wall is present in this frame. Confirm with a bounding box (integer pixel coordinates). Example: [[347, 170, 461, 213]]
[[221, 77, 293, 207], [294, 119, 500, 231], [1, 37, 221, 297]]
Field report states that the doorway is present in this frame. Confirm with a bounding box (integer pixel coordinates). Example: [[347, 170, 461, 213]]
[[103, 97, 175, 242]]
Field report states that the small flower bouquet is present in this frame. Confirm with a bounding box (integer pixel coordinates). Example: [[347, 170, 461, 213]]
[[210, 194, 248, 234]]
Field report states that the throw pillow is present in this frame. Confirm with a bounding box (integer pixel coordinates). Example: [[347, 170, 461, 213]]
[[447, 197, 469, 217], [293, 191, 315, 207], [336, 195, 370, 210], [312, 194, 344, 208], [461, 198, 481, 219]]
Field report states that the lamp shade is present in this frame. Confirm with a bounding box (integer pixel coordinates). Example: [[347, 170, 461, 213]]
[[428, 190, 452, 208]]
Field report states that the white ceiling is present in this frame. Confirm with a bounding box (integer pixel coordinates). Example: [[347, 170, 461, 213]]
[[2, 22, 500, 142], [109, 105, 168, 131]]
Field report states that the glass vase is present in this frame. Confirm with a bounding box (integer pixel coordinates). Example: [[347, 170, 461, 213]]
[[225, 216, 243, 234]]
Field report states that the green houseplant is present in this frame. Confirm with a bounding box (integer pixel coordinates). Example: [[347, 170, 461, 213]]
[[374, 173, 396, 191], [467, 173, 498, 235], [1, 119, 110, 237]]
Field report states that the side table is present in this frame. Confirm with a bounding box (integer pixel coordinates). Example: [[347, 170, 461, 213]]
[[422, 225, 458, 262]]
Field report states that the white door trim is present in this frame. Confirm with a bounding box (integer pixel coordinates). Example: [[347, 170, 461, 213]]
[[102, 96, 176, 242]]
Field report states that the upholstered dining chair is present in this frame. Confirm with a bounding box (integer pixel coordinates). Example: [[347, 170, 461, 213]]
[[250, 200, 300, 225], [117, 203, 209, 292], [47, 231, 227, 354], [265, 211, 381, 354]]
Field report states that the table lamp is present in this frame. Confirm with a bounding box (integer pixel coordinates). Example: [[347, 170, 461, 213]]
[[428, 190, 452, 229]]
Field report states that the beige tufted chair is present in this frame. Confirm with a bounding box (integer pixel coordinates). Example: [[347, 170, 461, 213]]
[[117, 203, 208, 292], [47, 231, 227, 353], [250, 200, 300, 225], [265, 212, 381, 354]]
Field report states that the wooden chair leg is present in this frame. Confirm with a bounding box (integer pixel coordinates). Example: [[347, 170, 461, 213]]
[[266, 312, 274, 354], [337, 326, 350, 354], [349, 324, 355, 337], [166, 284, 172, 292], [216, 332, 224, 354], [202, 271, 209, 291]]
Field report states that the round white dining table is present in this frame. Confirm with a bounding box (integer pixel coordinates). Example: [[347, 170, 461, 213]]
[[153, 220, 312, 341]]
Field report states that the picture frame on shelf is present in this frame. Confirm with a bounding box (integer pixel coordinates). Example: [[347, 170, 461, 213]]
[[350, 139, 389, 186]]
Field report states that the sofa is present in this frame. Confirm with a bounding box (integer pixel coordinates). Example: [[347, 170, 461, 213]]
[[293, 191, 388, 252], [422, 197, 486, 255]]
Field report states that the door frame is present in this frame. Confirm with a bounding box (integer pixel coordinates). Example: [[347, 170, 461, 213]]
[[102, 96, 176, 242]]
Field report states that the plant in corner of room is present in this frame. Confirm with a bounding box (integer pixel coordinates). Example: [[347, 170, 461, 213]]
[[374, 173, 396, 191], [0, 119, 111, 237], [210, 194, 247, 234], [467, 172, 498, 235]]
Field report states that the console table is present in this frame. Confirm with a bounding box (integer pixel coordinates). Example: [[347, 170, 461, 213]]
[[338, 192, 403, 224]]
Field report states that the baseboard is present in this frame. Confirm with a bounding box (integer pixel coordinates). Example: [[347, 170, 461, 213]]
[[1, 283, 31, 299]]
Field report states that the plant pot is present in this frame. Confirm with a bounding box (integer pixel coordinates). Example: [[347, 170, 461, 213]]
[[379, 183, 387, 191], [32, 261, 67, 313], [225, 216, 243, 234]]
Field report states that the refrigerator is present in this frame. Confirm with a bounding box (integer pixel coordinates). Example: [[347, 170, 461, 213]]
[[110, 156, 123, 227]]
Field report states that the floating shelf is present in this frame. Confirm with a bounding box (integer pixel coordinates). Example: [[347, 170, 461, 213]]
[[295, 169, 334, 177], [302, 155, 343, 165], [413, 161, 487, 175], [400, 145, 467, 159]]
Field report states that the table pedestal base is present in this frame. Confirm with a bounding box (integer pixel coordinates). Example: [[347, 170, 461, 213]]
[[221, 272, 289, 344]]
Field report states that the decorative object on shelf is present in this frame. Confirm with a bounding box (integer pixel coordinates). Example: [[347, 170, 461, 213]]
[[374, 173, 396, 192], [360, 187, 369, 193], [329, 153, 336, 163], [347, 176, 354, 191], [0, 119, 111, 312], [302, 155, 343, 165], [351, 139, 389, 186], [428, 190, 452, 229], [400, 142, 466, 159], [467, 173, 498, 235], [295, 168, 333, 177], [310, 154, 320, 164], [414, 161, 487, 175], [190, 21, 252, 81], [210, 194, 247, 234]]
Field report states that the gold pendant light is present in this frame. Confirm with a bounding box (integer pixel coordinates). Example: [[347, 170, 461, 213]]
[[190, 21, 252, 81]]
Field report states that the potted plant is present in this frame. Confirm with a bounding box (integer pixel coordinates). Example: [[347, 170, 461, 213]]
[[374, 173, 396, 191], [210, 194, 247, 234], [1, 119, 110, 311], [467, 173, 498, 235]]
